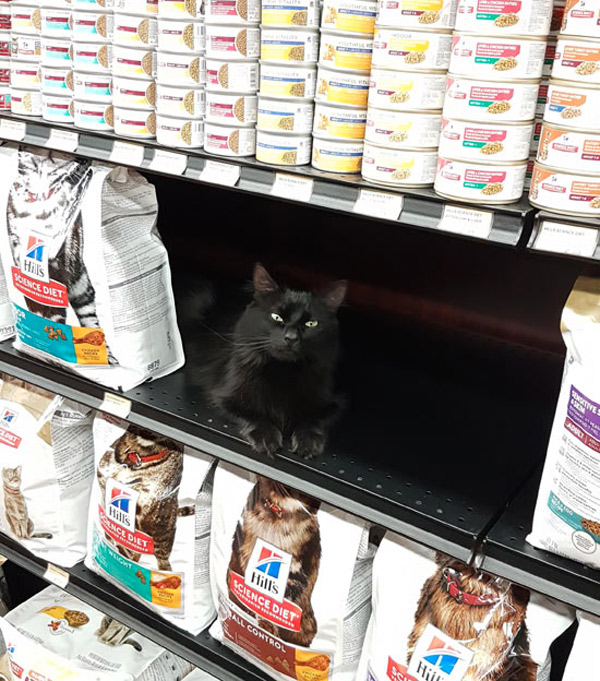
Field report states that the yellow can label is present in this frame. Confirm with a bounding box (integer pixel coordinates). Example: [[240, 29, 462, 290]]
[[403, 0, 443, 9], [314, 111, 366, 139], [261, 40, 304, 62], [262, 74, 308, 97], [313, 145, 362, 172], [322, 40, 372, 70], [318, 76, 369, 107], [323, 4, 376, 33], [261, 5, 310, 25]]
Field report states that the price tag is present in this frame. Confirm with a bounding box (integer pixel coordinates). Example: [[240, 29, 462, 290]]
[[44, 563, 69, 589], [46, 128, 79, 152], [0, 118, 26, 141], [200, 160, 240, 187], [149, 149, 187, 175], [439, 205, 494, 239], [99, 392, 132, 419], [110, 140, 145, 167], [534, 221, 599, 257], [271, 173, 313, 203], [353, 189, 404, 220]]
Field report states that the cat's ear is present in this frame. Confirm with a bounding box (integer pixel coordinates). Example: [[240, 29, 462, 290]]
[[253, 263, 279, 298], [320, 281, 347, 311], [15, 465, 21, 475]]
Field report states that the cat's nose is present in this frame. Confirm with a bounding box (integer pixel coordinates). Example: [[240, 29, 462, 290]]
[[284, 330, 298, 345]]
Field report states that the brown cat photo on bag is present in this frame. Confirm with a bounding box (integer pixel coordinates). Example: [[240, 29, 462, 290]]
[[227, 476, 321, 647]]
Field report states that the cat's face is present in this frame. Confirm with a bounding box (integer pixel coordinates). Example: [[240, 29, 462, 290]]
[[113, 426, 183, 467], [2, 466, 21, 488]]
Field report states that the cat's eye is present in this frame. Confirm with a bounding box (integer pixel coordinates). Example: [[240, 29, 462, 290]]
[[271, 313, 284, 324], [305, 320, 319, 328]]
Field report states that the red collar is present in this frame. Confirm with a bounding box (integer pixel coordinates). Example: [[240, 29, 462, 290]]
[[443, 568, 501, 607], [126, 449, 169, 469], [264, 499, 286, 518]]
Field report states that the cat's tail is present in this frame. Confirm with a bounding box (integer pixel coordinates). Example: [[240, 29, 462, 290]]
[[31, 532, 53, 539], [123, 638, 143, 652], [178, 505, 194, 517]]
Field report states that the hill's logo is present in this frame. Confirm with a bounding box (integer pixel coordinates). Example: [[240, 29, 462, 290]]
[[407, 625, 474, 681], [244, 538, 292, 603], [106, 479, 138, 530], [0, 409, 16, 426], [21, 235, 49, 281]]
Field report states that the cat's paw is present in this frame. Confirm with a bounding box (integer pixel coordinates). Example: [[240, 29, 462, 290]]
[[290, 427, 326, 460], [245, 423, 283, 458]]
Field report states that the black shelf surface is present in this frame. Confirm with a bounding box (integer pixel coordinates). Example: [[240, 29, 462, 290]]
[[481, 468, 600, 617], [0, 111, 536, 247]]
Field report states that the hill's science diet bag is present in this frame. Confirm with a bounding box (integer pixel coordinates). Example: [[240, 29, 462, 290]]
[[85, 413, 216, 634], [562, 611, 600, 681], [528, 276, 600, 568], [0, 144, 184, 391], [209, 462, 375, 681], [0, 374, 94, 566], [2, 585, 194, 681], [357, 533, 574, 681]]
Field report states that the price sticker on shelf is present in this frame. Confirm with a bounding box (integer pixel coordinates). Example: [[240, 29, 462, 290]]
[[353, 189, 404, 221], [200, 160, 240, 187], [534, 221, 599, 257], [271, 173, 313, 203], [110, 140, 145, 167], [149, 149, 187, 175], [0, 118, 26, 141], [44, 563, 69, 589], [438, 205, 494, 239], [99, 392, 132, 419], [46, 128, 79, 152]]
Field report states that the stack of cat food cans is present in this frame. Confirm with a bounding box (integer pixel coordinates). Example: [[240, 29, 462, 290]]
[[434, 0, 552, 204], [203, 0, 258, 156], [255, 0, 318, 165], [10, 1, 44, 117], [530, 0, 600, 217], [0, 0, 8, 111], [312, 0, 375, 173], [361, 1, 455, 186], [156, 0, 205, 147]]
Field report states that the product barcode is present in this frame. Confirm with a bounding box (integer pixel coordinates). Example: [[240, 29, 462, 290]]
[[147, 359, 160, 371], [249, 72, 257, 89]]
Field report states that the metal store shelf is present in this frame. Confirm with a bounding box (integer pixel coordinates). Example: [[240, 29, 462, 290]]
[[529, 211, 600, 261], [0, 111, 536, 246]]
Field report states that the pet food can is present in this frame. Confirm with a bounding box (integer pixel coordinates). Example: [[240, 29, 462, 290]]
[[435, 156, 527, 203], [73, 100, 114, 129], [311, 135, 363, 173], [73, 71, 112, 102], [72, 0, 116, 9], [73, 42, 112, 72], [260, 27, 319, 64], [530, 161, 600, 215], [40, 65, 72, 94], [157, 51, 206, 84], [550, 1, 566, 34], [543, 40, 556, 77], [206, 58, 258, 92], [561, 0, 600, 38], [0, 32, 12, 59], [156, 113, 204, 146], [71, 11, 114, 43], [206, 90, 256, 124], [449, 34, 546, 80], [113, 76, 156, 108], [439, 118, 533, 162], [10, 88, 42, 115], [313, 101, 366, 139], [365, 108, 441, 148], [261, 0, 320, 27], [553, 36, 600, 84], [377, 0, 457, 29], [205, 0, 260, 23], [114, 106, 156, 136], [530, 116, 543, 152], [536, 81, 549, 117], [368, 67, 447, 111], [158, 0, 203, 19], [0, 9, 9, 34], [257, 96, 313, 132], [536, 122, 600, 174], [544, 79, 600, 131], [204, 120, 256, 155], [523, 155, 535, 189], [455, 0, 552, 36], [114, 14, 158, 46], [11, 5, 40, 35], [0, 86, 10, 110], [157, 18, 205, 53], [40, 9, 71, 38], [113, 45, 156, 78], [10, 60, 40, 88], [11, 35, 40, 62], [321, 0, 377, 34], [41, 38, 72, 66], [116, 0, 157, 14], [42, 93, 73, 122], [372, 27, 452, 72], [205, 25, 260, 60], [362, 142, 437, 185], [0, 58, 8, 86], [315, 66, 369, 107], [444, 75, 539, 122], [319, 31, 372, 72], [260, 63, 317, 98], [256, 129, 312, 165], [156, 82, 206, 116]]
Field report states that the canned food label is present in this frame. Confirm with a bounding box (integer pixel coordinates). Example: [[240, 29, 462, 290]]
[[539, 127, 600, 163], [560, 44, 600, 71], [318, 75, 368, 106], [262, 38, 309, 62], [0, 92, 10, 109], [322, 39, 372, 70], [0, 40, 10, 58], [45, 45, 71, 62], [323, 3, 376, 33], [42, 73, 68, 91], [77, 107, 108, 125], [451, 83, 514, 111], [46, 100, 72, 117], [262, 74, 309, 97], [43, 15, 70, 32], [257, 139, 307, 164], [79, 78, 111, 97], [548, 89, 587, 116], [315, 110, 365, 138], [262, 2, 315, 26]]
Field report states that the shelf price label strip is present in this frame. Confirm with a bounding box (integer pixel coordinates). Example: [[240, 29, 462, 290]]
[[45, 129, 79, 153], [533, 220, 600, 258], [353, 188, 404, 221], [149, 149, 188, 175], [99, 392, 132, 419], [200, 160, 241, 187], [44, 563, 69, 589], [0, 118, 26, 141], [438, 205, 494, 240], [271, 173, 314, 203], [110, 140, 145, 167]]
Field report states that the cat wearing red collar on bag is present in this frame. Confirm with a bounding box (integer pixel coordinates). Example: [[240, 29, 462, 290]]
[[97, 425, 193, 571]]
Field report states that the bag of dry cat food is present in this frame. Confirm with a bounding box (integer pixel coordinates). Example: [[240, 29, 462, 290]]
[[2, 585, 194, 681], [357, 532, 575, 681], [209, 462, 375, 681], [85, 412, 216, 634], [0, 373, 94, 567], [0, 257, 14, 341], [527, 276, 600, 568], [562, 611, 600, 681], [0, 144, 184, 391]]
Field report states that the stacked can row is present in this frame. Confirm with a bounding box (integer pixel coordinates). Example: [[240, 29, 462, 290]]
[[530, 0, 600, 217]]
